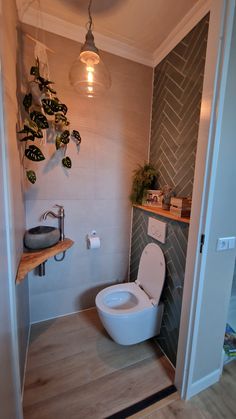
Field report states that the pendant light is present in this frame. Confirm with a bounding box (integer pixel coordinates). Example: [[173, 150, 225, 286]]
[[69, 0, 111, 98]]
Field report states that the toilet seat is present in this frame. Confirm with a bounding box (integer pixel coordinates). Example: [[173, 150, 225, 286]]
[[136, 242, 165, 304], [95, 282, 152, 316]]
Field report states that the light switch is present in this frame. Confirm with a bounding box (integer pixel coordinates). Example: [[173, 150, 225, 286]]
[[216, 236, 236, 251], [228, 237, 236, 249], [217, 238, 228, 251]]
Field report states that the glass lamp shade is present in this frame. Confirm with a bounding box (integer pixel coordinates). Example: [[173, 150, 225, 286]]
[[69, 51, 111, 98]]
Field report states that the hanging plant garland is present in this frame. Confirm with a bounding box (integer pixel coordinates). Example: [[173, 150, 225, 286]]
[[18, 57, 81, 184]]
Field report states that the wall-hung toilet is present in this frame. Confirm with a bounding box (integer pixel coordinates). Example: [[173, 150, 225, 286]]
[[95, 243, 165, 345]]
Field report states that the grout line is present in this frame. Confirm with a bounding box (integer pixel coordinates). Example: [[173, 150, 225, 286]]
[[147, 67, 155, 164], [153, 338, 176, 371], [127, 206, 134, 282]]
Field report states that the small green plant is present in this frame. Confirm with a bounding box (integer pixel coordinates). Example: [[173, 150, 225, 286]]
[[18, 58, 81, 184], [130, 163, 158, 204]]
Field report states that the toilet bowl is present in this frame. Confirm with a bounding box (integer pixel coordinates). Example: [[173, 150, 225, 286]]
[[95, 243, 165, 345]]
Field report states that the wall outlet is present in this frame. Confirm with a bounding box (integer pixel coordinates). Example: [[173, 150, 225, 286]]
[[148, 217, 167, 244]]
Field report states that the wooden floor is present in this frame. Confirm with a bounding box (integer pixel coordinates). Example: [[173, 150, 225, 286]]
[[23, 308, 174, 419], [134, 360, 236, 419]]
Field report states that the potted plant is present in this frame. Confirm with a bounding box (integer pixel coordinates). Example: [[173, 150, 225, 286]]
[[130, 163, 158, 204], [18, 58, 81, 184]]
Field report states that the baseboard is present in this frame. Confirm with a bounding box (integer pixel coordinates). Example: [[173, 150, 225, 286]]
[[21, 322, 31, 403], [30, 306, 96, 324], [186, 368, 222, 399]]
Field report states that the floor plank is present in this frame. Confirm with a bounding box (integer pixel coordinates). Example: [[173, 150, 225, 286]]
[[142, 361, 236, 419], [23, 308, 174, 419]]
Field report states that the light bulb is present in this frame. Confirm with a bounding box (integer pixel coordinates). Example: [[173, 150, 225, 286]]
[[87, 66, 94, 83], [69, 2, 111, 97], [69, 30, 111, 97]]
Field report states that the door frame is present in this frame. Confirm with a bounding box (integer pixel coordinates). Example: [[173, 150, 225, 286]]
[[0, 33, 23, 419], [175, 0, 236, 399]]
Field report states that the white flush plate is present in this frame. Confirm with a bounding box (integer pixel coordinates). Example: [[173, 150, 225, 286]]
[[148, 217, 167, 244]]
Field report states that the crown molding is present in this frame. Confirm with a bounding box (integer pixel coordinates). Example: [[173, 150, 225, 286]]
[[153, 0, 211, 67], [19, 6, 155, 67], [17, 0, 211, 69]]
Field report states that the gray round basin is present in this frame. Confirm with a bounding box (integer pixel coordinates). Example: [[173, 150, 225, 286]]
[[24, 226, 60, 250]]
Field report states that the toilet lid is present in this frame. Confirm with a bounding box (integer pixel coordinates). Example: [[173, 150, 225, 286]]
[[137, 243, 165, 302]]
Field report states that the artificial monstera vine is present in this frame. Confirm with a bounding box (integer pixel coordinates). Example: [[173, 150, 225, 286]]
[[18, 58, 81, 184]]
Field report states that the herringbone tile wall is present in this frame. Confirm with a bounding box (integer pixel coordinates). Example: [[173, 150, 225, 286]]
[[150, 14, 209, 196], [130, 208, 189, 365]]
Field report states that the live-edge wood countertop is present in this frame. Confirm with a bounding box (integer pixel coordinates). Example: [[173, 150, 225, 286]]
[[134, 205, 190, 224], [16, 238, 74, 284]]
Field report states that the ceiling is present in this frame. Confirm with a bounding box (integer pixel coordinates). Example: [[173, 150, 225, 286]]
[[16, 0, 210, 66]]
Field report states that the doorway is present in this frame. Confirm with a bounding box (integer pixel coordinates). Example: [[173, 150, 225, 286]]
[[175, 0, 236, 399]]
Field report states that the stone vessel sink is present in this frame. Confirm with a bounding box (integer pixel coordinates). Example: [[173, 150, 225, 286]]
[[24, 226, 60, 250]]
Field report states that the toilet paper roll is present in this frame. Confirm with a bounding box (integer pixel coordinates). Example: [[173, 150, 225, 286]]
[[87, 235, 101, 249]]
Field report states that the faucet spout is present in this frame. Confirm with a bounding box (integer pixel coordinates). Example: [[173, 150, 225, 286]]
[[41, 205, 65, 241], [42, 211, 59, 220]]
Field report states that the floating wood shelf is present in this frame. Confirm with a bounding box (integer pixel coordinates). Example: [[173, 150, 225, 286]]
[[16, 238, 74, 284], [134, 205, 190, 224]]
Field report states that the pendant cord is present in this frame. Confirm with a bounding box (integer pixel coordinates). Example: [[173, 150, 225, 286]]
[[88, 0, 93, 30]]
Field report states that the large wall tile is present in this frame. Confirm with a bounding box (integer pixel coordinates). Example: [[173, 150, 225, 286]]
[[130, 207, 189, 365], [22, 24, 152, 322], [130, 15, 209, 366], [150, 15, 209, 196]]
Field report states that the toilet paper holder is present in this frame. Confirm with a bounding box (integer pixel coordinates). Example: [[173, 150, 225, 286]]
[[86, 230, 101, 249]]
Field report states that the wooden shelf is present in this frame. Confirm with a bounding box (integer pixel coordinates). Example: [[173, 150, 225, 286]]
[[16, 238, 74, 284], [134, 205, 190, 224]]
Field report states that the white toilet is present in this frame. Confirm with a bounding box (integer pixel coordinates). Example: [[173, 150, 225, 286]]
[[95, 243, 165, 345]]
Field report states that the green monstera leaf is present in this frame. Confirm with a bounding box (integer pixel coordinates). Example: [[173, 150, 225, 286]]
[[55, 113, 69, 126], [30, 65, 39, 77], [62, 156, 72, 168], [26, 170, 36, 184], [20, 135, 35, 142], [60, 130, 70, 144], [55, 135, 61, 150], [30, 111, 49, 129], [56, 103, 67, 115], [41, 99, 55, 115], [18, 119, 43, 141], [23, 93, 32, 112], [71, 130, 81, 144], [25, 145, 45, 162]]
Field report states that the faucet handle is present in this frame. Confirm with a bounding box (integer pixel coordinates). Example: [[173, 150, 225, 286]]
[[54, 204, 64, 217], [54, 204, 64, 213]]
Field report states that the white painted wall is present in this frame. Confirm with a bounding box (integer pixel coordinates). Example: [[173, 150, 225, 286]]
[[0, 0, 29, 400], [0, 80, 22, 419], [22, 25, 153, 323], [0, 0, 26, 415]]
